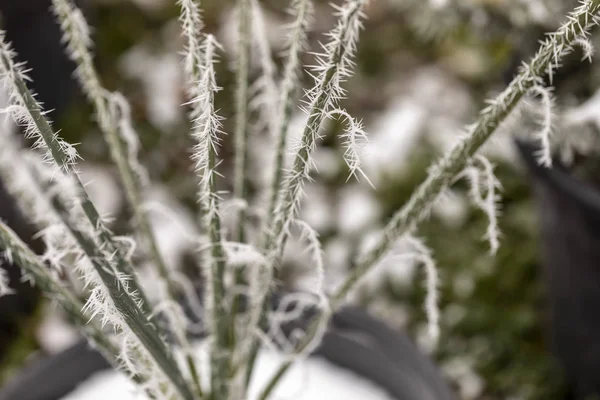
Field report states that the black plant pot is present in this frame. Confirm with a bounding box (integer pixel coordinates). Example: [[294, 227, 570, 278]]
[[517, 140, 600, 400], [0, 306, 453, 400]]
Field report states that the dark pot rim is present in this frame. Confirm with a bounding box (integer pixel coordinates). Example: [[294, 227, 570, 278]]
[[0, 306, 453, 400]]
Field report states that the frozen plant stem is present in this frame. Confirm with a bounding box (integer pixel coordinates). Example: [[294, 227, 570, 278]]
[[0, 41, 196, 400], [0, 51, 152, 316], [52, 2, 204, 392], [0, 221, 147, 386], [336, 0, 600, 302], [258, 0, 600, 398], [51, 0, 180, 301], [233, 0, 252, 243], [264, 0, 367, 257], [248, 0, 368, 389], [266, 0, 313, 232], [183, 33, 229, 400]]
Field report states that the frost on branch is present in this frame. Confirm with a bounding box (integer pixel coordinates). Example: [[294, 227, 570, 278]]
[[177, 0, 205, 88], [370, 235, 440, 344], [0, 37, 80, 174], [527, 84, 556, 167], [328, 109, 372, 187], [271, 0, 369, 255], [108, 92, 149, 187], [462, 155, 502, 255]]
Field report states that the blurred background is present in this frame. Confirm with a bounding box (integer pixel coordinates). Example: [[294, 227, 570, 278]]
[[1, 0, 600, 399]]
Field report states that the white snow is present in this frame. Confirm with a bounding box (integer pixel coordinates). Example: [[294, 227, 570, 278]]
[[336, 185, 380, 235], [62, 345, 394, 400], [120, 45, 183, 131], [79, 165, 123, 218]]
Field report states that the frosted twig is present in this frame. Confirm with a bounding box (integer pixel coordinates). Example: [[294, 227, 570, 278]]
[[528, 85, 555, 167], [51, 0, 180, 304], [336, 0, 600, 305], [265, 0, 313, 233], [0, 221, 145, 386], [251, 1, 369, 391], [182, 32, 230, 399], [462, 155, 502, 254], [233, 0, 252, 243], [328, 109, 372, 187]]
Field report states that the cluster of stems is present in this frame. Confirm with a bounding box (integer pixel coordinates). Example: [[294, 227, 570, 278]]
[[0, 0, 599, 399]]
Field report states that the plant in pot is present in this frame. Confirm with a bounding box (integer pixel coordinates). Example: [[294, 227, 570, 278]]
[[0, 0, 599, 399]]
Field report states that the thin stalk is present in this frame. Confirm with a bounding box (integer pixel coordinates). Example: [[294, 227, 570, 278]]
[[243, 2, 313, 387], [233, 0, 252, 243], [51, 0, 180, 301], [257, 1, 600, 398], [265, 0, 312, 227], [181, 33, 229, 399]]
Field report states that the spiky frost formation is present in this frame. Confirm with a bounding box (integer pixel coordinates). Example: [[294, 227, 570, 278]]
[[0, 39, 79, 173], [399, 236, 440, 343], [258, 4, 600, 396], [0, 126, 180, 400], [0, 222, 137, 374], [52, 0, 178, 303], [108, 93, 149, 186], [177, 0, 205, 91], [267, 0, 369, 257], [181, 32, 231, 398], [525, 85, 556, 167], [462, 155, 502, 254], [334, 0, 600, 306], [0, 32, 198, 399], [328, 109, 372, 186], [265, 0, 313, 233]]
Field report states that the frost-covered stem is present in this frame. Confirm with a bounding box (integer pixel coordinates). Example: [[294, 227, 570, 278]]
[[51, 0, 178, 299], [336, 0, 600, 302], [175, 2, 213, 394], [0, 43, 196, 400], [264, 0, 366, 257], [249, 0, 367, 388], [266, 0, 312, 228], [183, 34, 230, 399], [0, 48, 152, 317], [233, 0, 252, 242], [54, 206, 195, 400], [258, 1, 600, 397], [0, 221, 140, 384]]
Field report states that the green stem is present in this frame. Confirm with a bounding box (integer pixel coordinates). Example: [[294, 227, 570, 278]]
[[233, 0, 252, 243]]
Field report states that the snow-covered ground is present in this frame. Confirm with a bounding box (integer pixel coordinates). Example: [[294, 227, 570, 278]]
[[62, 345, 393, 400]]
